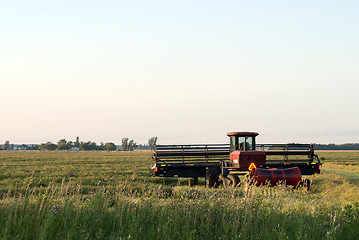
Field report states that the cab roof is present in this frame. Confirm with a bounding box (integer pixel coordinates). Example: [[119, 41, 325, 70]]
[[227, 132, 259, 137]]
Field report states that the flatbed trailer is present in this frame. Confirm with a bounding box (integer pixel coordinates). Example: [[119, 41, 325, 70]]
[[152, 132, 322, 189]]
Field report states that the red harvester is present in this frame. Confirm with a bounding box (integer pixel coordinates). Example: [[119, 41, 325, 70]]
[[153, 132, 321, 190]]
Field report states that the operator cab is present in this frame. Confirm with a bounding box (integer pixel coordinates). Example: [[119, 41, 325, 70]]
[[227, 132, 259, 152], [227, 132, 265, 170]]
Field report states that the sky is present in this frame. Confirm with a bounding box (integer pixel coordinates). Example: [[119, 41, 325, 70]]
[[1, 0, 358, 145]]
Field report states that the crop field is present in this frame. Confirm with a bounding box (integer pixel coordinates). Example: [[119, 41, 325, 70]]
[[0, 151, 359, 240]]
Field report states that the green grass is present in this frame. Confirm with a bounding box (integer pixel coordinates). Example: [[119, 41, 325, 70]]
[[0, 150, 359, 239]]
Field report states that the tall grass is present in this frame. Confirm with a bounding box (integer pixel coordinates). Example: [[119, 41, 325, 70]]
[[1, 180, 358, 240], [0, 151, 358, 239]]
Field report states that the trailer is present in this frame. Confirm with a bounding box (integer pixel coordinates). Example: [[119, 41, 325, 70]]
[[152, 132, 322, 189]]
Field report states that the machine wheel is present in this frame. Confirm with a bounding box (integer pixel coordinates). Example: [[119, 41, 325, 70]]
[[223, 174, 240, 189], [205, 168, 219, 188], [303, 179, 311, 191]]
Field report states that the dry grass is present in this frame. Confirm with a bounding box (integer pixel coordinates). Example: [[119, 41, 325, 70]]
[[0, 150, 358, 239]]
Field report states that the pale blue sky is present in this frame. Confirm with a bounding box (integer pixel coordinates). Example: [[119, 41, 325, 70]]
[[1, 1, 358, 144]]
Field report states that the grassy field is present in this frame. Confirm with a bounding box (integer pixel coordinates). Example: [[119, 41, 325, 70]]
[[0, 151, 358, 240]]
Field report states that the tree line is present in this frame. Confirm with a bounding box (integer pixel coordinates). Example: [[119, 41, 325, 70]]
[[0, 137, 158, 151], [2, 138, 359, 151], [313, 143, 359, 150]]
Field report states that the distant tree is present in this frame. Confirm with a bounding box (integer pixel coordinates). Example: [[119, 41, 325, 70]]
[[128, 140, 138, 151], [148, 137, 158, 151], [75, 137, 80, 148], [38, 144, 45, 150], [27, 144, 39, 150], [46, 142, 57, 151], [4, 141, 10, 150], [38, 142, 57, 151], [57, 139, 70, 150], [67, 141, 74, 149], [28, 144, 38, 150], [20, 144, 27, 150], [90, 142, 97, 150], [105, 142, 117, 151], [79, 141, 97, 151], [121, 138, 129, 151], [98, 142, 105, 151], [313, 143, 359, 150], [79, 142, 86, 150]]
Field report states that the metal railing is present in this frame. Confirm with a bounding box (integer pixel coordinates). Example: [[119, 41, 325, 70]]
[[154, 143, 317, 163], [154, 144, 230, 163]]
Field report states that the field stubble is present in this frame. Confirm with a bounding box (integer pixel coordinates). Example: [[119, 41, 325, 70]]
[[0, 151, 358, 240]]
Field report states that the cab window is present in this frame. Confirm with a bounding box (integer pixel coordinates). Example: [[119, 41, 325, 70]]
[[238, 137, 246, 151], [246, 136, 254, 150], [230, 136, 236, 152]]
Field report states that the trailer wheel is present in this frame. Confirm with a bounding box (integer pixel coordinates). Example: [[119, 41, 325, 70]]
[[193, 177, 198, 185], [303, 179, 311, 191], [223, 174, 240, 189], [206, 168, 219, 188]]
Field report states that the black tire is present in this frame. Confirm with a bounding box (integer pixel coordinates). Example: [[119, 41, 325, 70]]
[[303, 179, 311, 191], [223, 174, 240, 189], [193, 177, 198, 185], [205, 168, 219, 188]]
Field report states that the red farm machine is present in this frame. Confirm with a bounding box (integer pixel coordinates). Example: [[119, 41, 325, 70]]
[[152, 132, 322, 190]]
